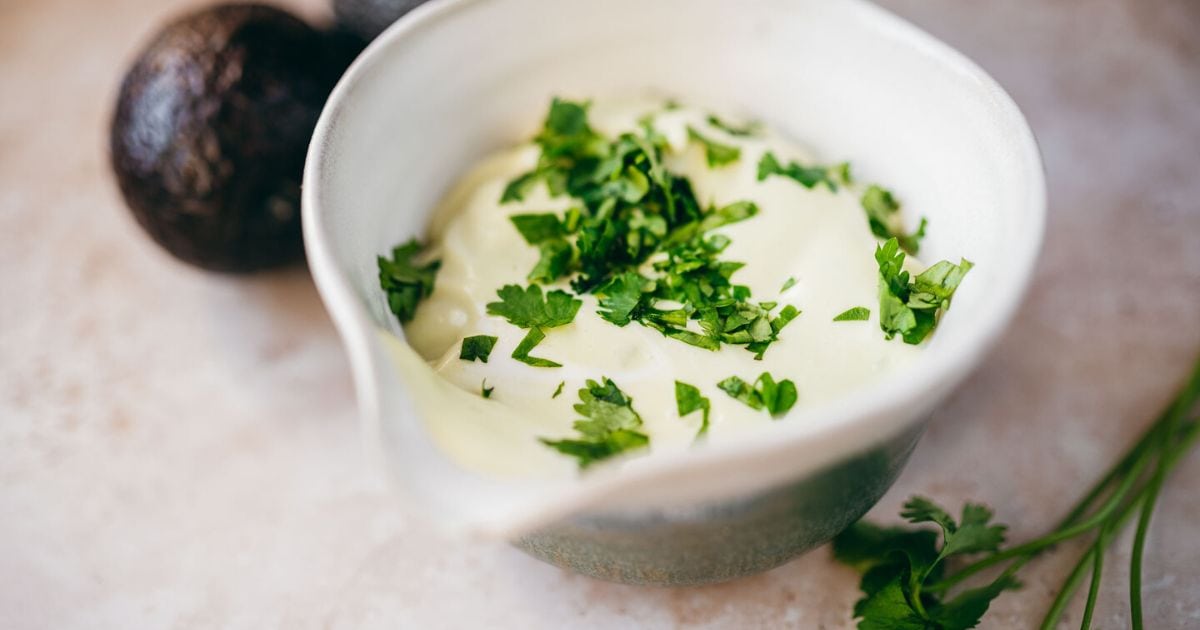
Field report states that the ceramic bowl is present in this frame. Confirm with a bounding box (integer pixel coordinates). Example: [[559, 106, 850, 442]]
[[302, 0, 1045, 585]]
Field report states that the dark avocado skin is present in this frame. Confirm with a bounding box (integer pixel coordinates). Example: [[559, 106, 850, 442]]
[[333, 0, 430, 40], [111, 4, 363, 272]]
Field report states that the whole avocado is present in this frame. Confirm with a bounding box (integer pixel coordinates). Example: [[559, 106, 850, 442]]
[[333, 0, 430, 40], [110, 3, 362, 272]]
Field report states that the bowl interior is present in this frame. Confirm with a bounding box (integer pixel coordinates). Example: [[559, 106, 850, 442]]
[[304, 0, 1044, 532]]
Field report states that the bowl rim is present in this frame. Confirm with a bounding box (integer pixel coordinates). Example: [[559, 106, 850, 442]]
[[302, 0, 1046, 533]]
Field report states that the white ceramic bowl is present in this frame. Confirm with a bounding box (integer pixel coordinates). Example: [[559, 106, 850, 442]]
[[302, 0, 1045, 584]]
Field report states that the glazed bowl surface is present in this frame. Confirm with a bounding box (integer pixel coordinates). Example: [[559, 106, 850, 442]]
[[302, 0, 1045, 585]]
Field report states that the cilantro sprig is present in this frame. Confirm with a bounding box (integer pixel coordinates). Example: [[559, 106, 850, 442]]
[[377, 240, 440, 323], [835, 355, 1200, 630], [876, 238, 973, 345], [486, 284, 581, 367], [833, 498, 1015, 630], [540, 378, 649, 468]]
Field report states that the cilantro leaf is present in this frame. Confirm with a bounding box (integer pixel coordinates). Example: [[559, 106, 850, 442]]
[[528, 239, 573, 284], [510, 213, 566, 244], [674, 380, 711, 436], [718, 372, 797, 418], [909, 259, 974, 310], [512, 327, 560, 368], [861, 185, 928, 255], [540, 378, 649, 468], [486, 284, 582, 329], [706, 114, 761, 137], [552, 381, 565, 398], [902, 498, 1007, 561], [481, 379, 494, 399], [500, 171, 541, 203], [757, 151, 839, 191], [853, 575, 930, 630], [486, 285, 581, 367], [595, 272, 651, 326], [835, 307, 872, 322], [781, 276, 797, 292], [377, 239, 440, 323], [459, 335, 497, 362], [930, 576, 1018, 629], [687, 126, 741, 167], [718, 375, 762, 410]]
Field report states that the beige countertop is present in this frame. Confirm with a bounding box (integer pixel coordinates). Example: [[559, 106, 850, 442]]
[[2, 0, 1198, 627]]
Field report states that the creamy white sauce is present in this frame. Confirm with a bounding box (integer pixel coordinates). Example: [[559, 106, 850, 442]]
[[393, 101, 925, 478]]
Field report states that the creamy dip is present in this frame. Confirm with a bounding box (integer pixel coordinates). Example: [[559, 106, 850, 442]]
[[393, 101, 927, 477]]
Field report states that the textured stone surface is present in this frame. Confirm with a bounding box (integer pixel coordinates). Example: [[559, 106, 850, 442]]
[[1, 0, 1197, 628]]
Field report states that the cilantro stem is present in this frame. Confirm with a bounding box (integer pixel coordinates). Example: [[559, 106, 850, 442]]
[[1080, 521, 1113, 629], [1130, 367, 1199, 630], [1038, 545, 1096, 630]]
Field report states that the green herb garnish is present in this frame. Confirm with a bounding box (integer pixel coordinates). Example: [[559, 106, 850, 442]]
[[687, 126, 741, 167], [834, 307, 871, 322], [500, 100, 798, 358], [552, 381, 565, 399], [835, 356, 1200, 630], [717, 372, 798, 418], [486, 284, 581, 367], [509, 213, 567, 244], [757, 151, 840, 192], [377, 239, 440, 323], [861, 185, 928, 255], [876, 238, 972, 345], [459, 335, 498, 362], [540, 378, 650, 468], [706, 114, 761, 137], [481, 379, 494, 399], [833, 497, 1014, 630], [781, 277, 797, 293], [674, 380, 711, 436]]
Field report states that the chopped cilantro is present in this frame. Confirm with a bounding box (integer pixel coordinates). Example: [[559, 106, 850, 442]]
[[481, 379, 494, 399], [781, 276, 797, 292], [499, 171, 541, 203], [674, 380, 711, 436], [686, 126, 741, 167], [528, 239, 573, 284], [757, 151, 840, 191], [540, 378, 649, 468], [459, 335, 498, 362], [486, 284, 582, 367], [861, 185, 928, 254], [499, 99, 797, 357], [834, 307, 871, 322], [552, 381, 565, 399], [706, 114, 761, 137], [875, 239, 972, 345], [377, 239, 440, 323], [509, 213, 566, 244], [717, 372, 798, 418]]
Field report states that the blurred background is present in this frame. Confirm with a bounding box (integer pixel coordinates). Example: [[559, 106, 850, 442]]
[[1, 0, 1197, 628]]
